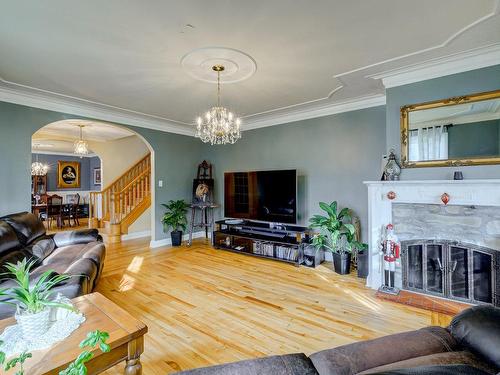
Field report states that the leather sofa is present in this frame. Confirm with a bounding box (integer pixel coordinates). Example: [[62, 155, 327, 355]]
[[0, 212, 105, 319], [175, 305, 500, 375]]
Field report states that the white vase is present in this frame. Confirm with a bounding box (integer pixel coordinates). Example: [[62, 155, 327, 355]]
[[15, 308, 51, 342]]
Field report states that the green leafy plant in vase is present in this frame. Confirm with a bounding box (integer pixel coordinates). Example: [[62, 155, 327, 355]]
[[161, 199, 189, 246], [0, 259, 74, 341], [309, 201, 368, 275]]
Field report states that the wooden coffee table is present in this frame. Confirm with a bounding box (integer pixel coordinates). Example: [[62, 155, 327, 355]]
[[0, 293, 148, 375]]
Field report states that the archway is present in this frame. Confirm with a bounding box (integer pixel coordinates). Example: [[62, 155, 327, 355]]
[[31, 119, 155, 242]]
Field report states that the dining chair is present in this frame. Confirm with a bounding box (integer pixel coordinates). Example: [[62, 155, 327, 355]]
[[36, 193, 49, 225], [67, 193, 81, 227], [47, 194, 64, 229]]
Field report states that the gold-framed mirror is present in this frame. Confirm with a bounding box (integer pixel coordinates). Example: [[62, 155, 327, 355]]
[[400, 89, 500, 168]]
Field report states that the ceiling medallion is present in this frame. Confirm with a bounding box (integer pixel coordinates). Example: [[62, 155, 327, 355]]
[[195, 65, 242, 145], [181, 47, 257, 84], [74, 124, 89, 157]]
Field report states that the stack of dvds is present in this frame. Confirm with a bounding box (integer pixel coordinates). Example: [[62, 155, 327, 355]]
[[275, 245, 298, 261], [253, 241, 274, 257]]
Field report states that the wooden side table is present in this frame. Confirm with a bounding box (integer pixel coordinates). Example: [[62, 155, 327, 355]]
[[0, 293, 148, 375]]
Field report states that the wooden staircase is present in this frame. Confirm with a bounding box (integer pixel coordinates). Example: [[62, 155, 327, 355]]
[[89, 153, 151, 242]]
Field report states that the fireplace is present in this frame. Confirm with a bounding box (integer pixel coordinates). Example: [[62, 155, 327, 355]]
[[401, 240, 499, 307], [364, 179, 500, 310]]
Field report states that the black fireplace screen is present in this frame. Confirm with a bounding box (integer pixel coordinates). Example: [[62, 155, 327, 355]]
[[402, 240, 499, 307]]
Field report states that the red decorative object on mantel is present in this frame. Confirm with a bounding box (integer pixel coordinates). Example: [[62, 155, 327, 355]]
[[441, 193, 450, 205], [387, 191, 396, 200]]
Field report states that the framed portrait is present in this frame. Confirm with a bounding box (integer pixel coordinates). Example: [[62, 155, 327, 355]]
[[57, 161, 81, 189], [93, 167, 102, 185], [192, 178, 214, 204]]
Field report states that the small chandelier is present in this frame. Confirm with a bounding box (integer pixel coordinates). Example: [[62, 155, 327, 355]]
[[31, 152, 48, 176], [195, 65, 242, 145], [31, 161, 48, 176], [74, 124, 89, 157]]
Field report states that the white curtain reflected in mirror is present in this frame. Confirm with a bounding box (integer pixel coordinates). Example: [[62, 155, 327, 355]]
[[409, 126, 448, 161]]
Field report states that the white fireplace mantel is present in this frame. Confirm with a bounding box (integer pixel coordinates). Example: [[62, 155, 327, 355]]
[[363, 179, 500, 290]]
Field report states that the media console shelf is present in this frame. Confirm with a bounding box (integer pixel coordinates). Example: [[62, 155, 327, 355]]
[[213, 219, 312, 266]]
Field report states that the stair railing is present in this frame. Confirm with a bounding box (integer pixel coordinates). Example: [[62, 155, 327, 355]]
[[89, 153, 151, 226]]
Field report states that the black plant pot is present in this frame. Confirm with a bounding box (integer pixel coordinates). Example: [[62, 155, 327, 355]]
[[171, 230, 183, 246], [333, 252, 352, 275], [357, 251, 369, 278]]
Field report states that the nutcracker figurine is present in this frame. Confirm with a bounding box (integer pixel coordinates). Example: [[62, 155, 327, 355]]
[[379, 223, 400, 295]]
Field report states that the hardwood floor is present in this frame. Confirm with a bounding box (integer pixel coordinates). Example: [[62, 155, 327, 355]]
[[46, 217, 90, 234], [97, 238, 452, 375]]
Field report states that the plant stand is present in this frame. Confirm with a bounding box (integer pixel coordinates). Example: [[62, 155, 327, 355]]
[[187, 204, 218, 246]]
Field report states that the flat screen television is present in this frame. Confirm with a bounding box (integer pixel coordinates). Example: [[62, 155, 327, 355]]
[[224, 169, 297, 224]]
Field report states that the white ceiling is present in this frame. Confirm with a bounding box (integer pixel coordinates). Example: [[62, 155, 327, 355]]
[[34, 119, 135, 142], [1, 0, 500, 134], [32, 119, 135, 154]]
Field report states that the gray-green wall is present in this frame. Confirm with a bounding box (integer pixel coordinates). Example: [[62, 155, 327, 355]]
[[1, 64, 499, 244], [386, 64, 500, 180], [202, 106, 387, 242], [0, 101, 203, 240], [448, 120, 500, 158], [31, 153, 101, 192]]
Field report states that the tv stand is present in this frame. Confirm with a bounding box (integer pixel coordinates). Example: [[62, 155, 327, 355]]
[[213, 219, 312, 266]]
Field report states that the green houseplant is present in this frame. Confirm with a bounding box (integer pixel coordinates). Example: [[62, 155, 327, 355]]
[[309, 201, 368, 275], [0, 259, 74, 341], [161, 199, 189, 246]]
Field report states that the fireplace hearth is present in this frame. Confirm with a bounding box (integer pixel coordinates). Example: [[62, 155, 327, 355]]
[[401, 240, 499, 307]]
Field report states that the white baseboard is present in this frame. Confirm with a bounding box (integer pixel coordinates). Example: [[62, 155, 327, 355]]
[[121, 230, 151, 241], [149, 231, 208, 248]]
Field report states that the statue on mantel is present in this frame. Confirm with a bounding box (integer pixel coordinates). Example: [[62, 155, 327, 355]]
[[382, 150, 401, 181]]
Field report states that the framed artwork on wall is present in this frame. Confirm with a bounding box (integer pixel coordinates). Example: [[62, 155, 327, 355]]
[[192, 178, 214, 205], [93, 167, 102, 185], [57, 161, 81, 189]]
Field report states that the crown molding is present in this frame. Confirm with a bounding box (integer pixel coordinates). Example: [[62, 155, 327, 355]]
[[0, 78, 195, 136], [369, 43, 500, 89], [32, 150, 98, 158], [242, 94, 386, 130], [0, 75, 385, 133]]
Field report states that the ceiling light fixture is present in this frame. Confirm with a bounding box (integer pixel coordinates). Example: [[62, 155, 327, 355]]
[[195, 65, 242, 145], [31, 145, 49, 176], [74, 124, 89, 157]]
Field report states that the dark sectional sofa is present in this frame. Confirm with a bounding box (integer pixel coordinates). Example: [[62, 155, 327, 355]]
[[0, 212, 106, 319], [175, 305, 500, 375]]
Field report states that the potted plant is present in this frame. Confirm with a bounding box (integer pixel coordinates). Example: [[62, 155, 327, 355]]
[[0, 259, 74, 341], [161, 199, 189, 246], [356, 248, 369, 278], [309, 201, 368, 275]]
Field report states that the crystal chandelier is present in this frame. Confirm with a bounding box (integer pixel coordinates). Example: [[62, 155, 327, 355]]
[[195, 65, 242, 145], [31, 160, 49, 176], [31, 152, 48, 176], [74, 124, 89, 157]]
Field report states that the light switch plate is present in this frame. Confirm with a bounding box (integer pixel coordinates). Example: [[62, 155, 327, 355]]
[[158, 179, 163, 187]]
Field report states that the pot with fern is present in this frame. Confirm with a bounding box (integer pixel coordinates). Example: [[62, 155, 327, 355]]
[[161, 199, 189, 246], [309, 201, 368, 275], [0, 259, 73, 341]]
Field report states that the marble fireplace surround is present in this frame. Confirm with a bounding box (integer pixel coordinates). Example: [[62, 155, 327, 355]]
[[364, 179, 500, 290]]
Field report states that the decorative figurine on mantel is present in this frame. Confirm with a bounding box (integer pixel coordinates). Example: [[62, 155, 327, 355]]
[[383, 149, 401, 181]]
